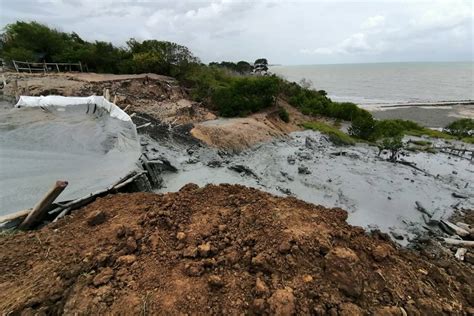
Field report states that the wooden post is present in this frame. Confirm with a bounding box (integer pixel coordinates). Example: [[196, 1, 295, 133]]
[[27, 61, 32, 73], [13, 60, 19, 72], [56, 63, 60, 72], [19, 180, 68, 230], [79, 61, 83, 72]]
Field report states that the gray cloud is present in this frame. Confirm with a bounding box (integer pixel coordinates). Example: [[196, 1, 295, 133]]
[[0, 0, 472, 64]]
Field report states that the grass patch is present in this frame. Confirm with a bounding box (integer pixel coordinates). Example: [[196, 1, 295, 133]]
[[405, 128, 455, 140], [302, 121, 356, 146]]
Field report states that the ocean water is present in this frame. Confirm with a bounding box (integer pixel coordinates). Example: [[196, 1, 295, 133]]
[[271, 62, 474, 107]]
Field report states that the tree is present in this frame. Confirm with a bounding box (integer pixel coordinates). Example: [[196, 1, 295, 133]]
[[254, 58, 268, 74], [126, 39, 200, 76], [236, 61, 253, 74]]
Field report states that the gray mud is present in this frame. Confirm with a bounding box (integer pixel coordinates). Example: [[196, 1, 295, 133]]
[[146, 131, 473, 244], [0, 104, 141, 216], [370, 103, 474, 128]]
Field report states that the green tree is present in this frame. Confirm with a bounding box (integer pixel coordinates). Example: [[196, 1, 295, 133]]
[[254, 58, 268, 74]]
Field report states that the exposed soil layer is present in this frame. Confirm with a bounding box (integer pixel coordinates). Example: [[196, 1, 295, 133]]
[[1, 184, 472, 315]]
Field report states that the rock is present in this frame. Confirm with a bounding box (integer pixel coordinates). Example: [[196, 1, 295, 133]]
[[305, 136, 318, 149], [287, 155, 296, 165], [179, 183, 199, 192], [125, 237, 137, 254], [298, 166, 311, 175], [87, 210, 107, 226], [198, 242, 212, 257], [184, 262, 204, 277], [296, 152, 311, 160], [176, 232, 186, 240], [372, 244, 393, 262], [326, 247, 359, 262], [116, 255, 137, 265], [339, 302, 363, 316], [278, 240, 292, 254], [207, 160, 222, 168], [183, 246, 198, 258], [390, 230, 404, 240], [268, 288, 296, 316], [208, 275, 224, 288], [252, 298, 266, 313], [465, 252, 474, 264], [302, 275, 313, 283], [373, 306, 404, 316], [255, 277, 269, 295], [93, 267, 114, 286], [251, 253, 271, 272]]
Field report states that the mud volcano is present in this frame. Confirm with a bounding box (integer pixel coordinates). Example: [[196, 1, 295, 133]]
[[0, 96, 141, 216]]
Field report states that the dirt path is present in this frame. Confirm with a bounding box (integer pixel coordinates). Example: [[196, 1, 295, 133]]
[[1, 184, 472, 314]]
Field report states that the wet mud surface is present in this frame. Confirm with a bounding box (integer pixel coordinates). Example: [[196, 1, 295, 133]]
[[144, 130, 473, 244]]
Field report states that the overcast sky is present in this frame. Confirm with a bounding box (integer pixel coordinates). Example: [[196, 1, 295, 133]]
[[1, 0, 472, 65]]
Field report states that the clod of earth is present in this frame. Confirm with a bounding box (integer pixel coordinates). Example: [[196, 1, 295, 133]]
[[0, 184, 472, 314]]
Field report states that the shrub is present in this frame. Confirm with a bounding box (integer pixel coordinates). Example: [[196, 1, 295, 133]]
[[212, 76, 280, 117], [377, 136, 403, 162], [349, 113, 376, 140], [444, 119, 474, 137], [278, 107, 290, 123]]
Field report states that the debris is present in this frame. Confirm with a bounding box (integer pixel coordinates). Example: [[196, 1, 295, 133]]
[[454, 248, 467, 261], [19, 180, 68, 230]]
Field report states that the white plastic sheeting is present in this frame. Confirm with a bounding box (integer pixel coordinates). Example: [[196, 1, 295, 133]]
[[0, 96, 141, 216], [16, 95, 132, 122]]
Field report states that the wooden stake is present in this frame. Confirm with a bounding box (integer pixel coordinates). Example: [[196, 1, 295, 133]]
[[443, 238, 474, 248], [19, 180, 68, 230]]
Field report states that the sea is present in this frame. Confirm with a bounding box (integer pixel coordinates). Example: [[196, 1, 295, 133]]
[[271, 62, 474, 108]]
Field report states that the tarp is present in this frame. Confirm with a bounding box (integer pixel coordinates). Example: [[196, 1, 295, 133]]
[[0, 96, 141, 216]]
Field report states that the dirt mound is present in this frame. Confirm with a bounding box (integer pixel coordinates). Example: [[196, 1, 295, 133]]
[[191, 100, 305, 151], [1, 184, 472, 314], [3, 72, 215, 124]]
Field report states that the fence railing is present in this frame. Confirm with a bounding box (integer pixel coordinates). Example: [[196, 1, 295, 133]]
[[12, 60, 83, 73]]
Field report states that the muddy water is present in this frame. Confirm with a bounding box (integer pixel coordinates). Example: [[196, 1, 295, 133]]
[[149, 131, 473, 243]]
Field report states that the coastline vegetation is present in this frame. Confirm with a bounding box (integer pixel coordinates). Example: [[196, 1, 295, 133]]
[[1, 21, 473, 144]]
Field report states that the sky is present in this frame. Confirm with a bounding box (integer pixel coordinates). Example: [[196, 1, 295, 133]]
[[0, 0, 473, 65]]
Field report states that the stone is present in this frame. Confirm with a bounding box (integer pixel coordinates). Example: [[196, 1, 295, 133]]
[[198, 242, 212, 257], [255, 277, 269, 295], [373, 306, 404, 316], [339, 302, 363, 316], [116, 255, 137, 265], [372, 244, 393, 262], [183, 246, 198, 258], [93, 267, 114, 286], [176, 232, 186, 241], [87, 210, 107, 226], [208, 275, 224, 288], [268, 287, 295, 316], [298, 166, 311, 175]]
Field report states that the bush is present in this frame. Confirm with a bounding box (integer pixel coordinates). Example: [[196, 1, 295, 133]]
[[349, 113, 376, 140], [377, 136, 403, 162], [278, 107, 290, 123], [444, 119, 474, 137], [212, 76, 280, 117]]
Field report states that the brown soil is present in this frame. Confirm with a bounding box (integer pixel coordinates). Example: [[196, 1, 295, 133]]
[[3, 72, 215, 124], [1, 184, 472, 315], [191, 100, 307, 152]]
